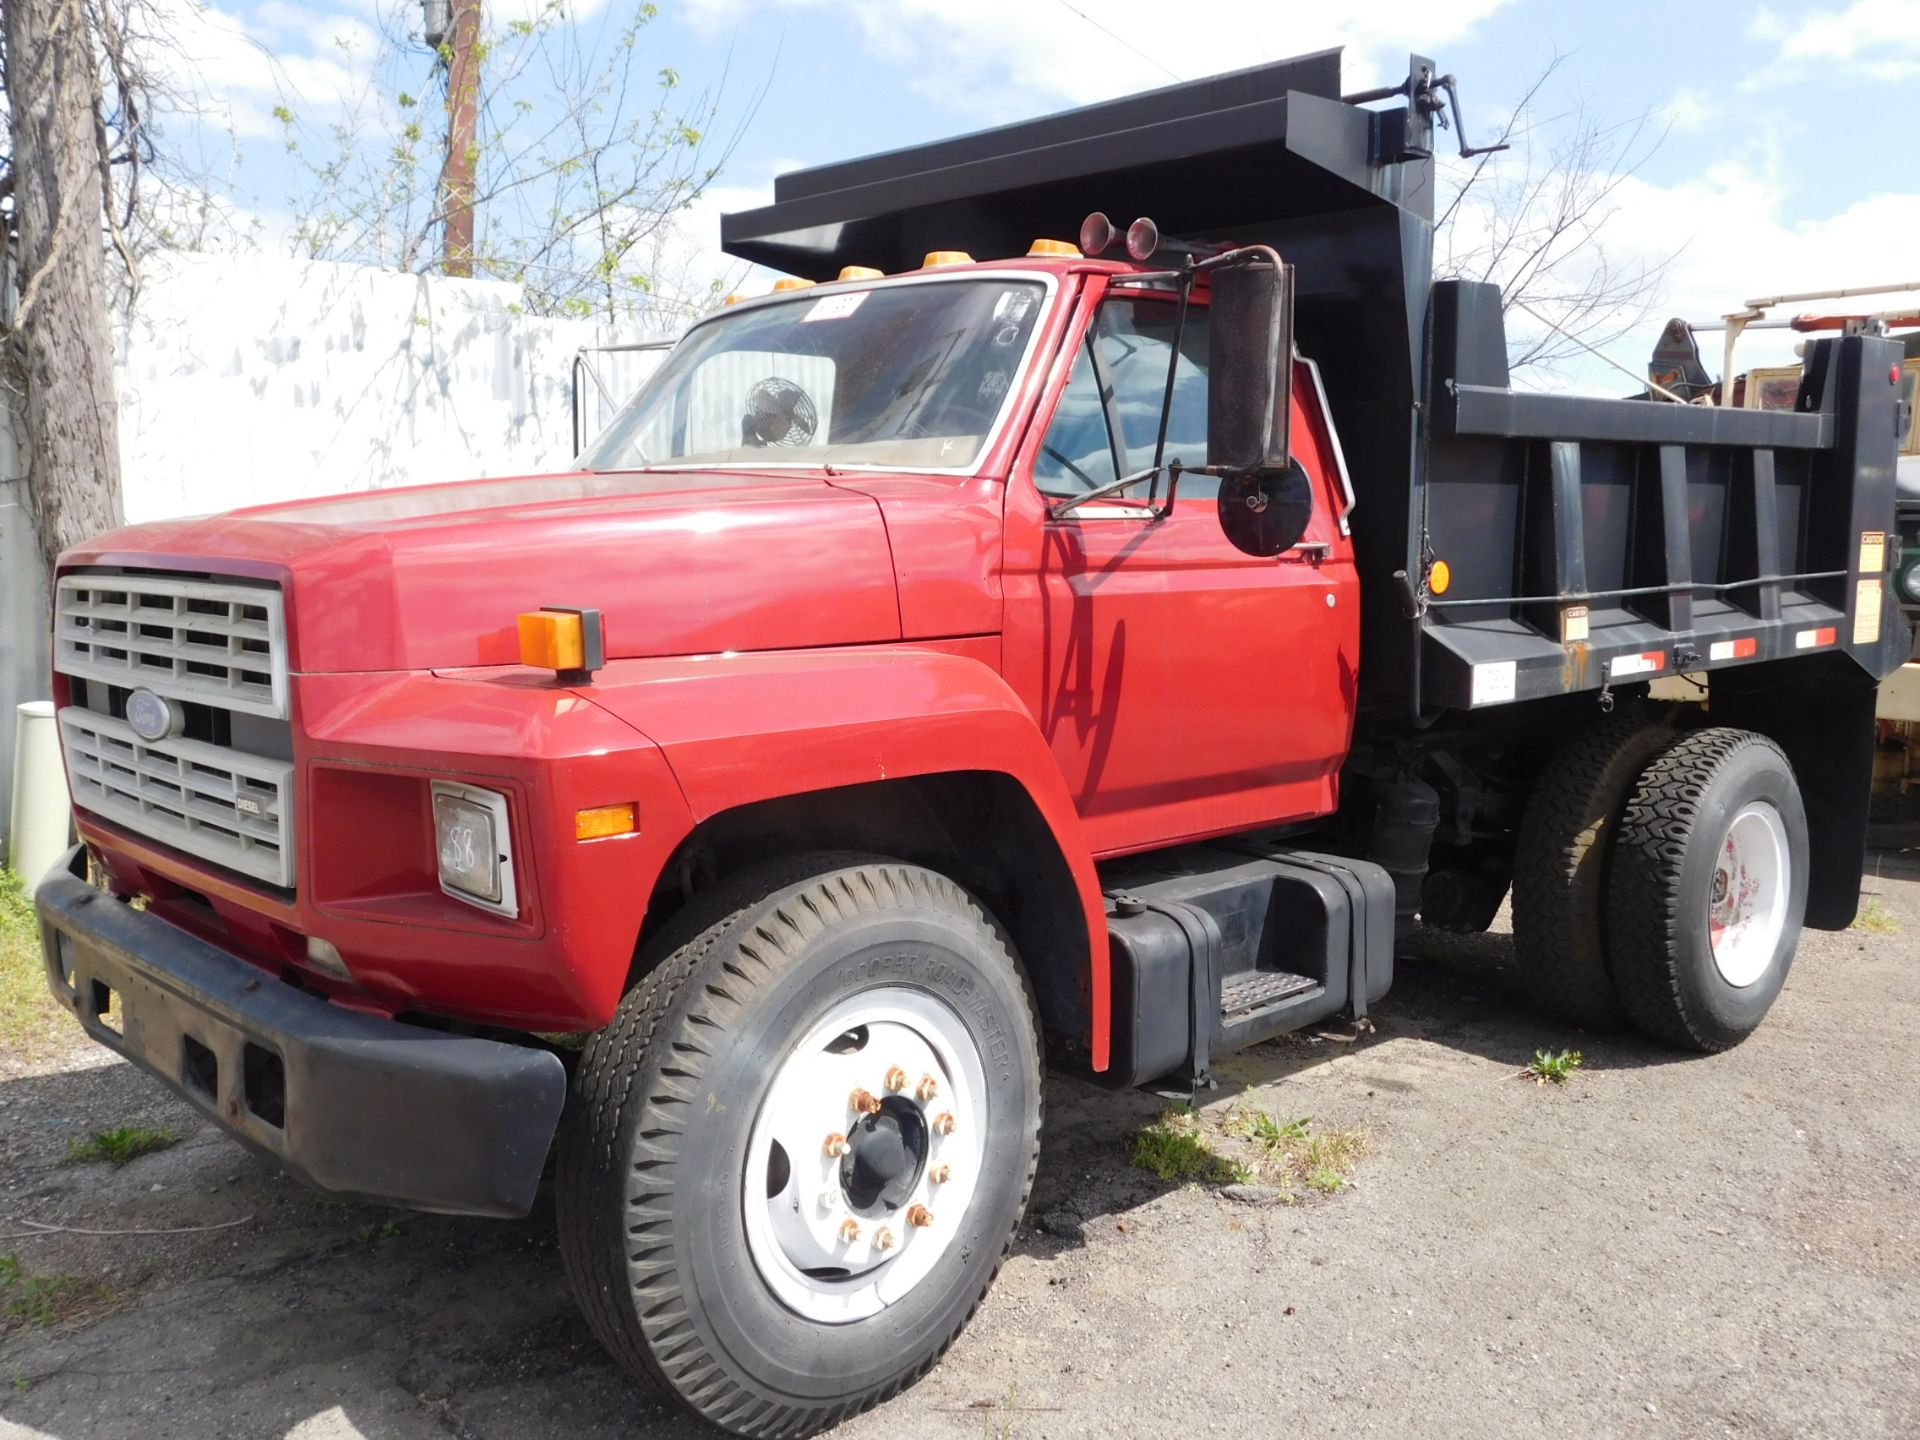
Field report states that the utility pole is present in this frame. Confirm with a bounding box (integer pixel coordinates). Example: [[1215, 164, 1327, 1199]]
[[427, 0, 481, 277]]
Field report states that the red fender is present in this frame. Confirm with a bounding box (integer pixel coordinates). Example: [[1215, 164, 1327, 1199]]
[[580, 646, 1112, 1069]]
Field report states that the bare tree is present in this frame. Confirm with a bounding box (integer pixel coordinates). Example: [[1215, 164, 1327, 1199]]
[[1434, 56, 1671, 380], [270, 0, 759, 328], [0, 0, 141, 577]]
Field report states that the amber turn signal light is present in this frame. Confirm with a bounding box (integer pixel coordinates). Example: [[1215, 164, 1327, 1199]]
[[575, 802, 638, 840], [518, 607, 605, 682]]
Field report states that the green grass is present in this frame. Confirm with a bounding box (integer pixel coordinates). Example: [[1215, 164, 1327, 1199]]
[[0, 865, 72, 1061], [353, 1220, 403, 1245], [1228, 1107, 1372, 1193], [66, 1126, 180, 1167], [1526, 1047, 1585, 1086], [0, 1253, 107, 1331], [1852, 896, 1900, 934], [1130, 1109, 1252, 1185]]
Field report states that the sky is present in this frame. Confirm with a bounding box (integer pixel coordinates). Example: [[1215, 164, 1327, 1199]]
[[156, 0, 1920, 391]]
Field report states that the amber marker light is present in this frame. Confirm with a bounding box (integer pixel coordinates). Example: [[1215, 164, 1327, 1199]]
[[837, 265, 883, 281], [518, 607, 604, 683], [576, 802, 639, 841], [922, 250, 974, 268], [1429, 559, 1452, 595], [773, 277, 816, 291], [1028, 237, 1081, 257]]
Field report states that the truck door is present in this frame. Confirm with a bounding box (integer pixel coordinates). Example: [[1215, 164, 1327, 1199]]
[[1001, 281, 1361, 856]]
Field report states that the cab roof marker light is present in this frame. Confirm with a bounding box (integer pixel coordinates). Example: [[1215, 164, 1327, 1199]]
[[922, 250, 974, 268], [1028, 237, 1081, 257], [837, 265, 883, 281], [720, 293, 745, 305], [773, 277, 816, 292]]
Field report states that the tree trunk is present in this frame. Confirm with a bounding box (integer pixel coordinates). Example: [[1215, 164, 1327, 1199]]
[[2, 0, 124, 578]]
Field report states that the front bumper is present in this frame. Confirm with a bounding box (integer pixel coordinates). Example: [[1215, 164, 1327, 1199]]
[[35, 847, 567, 1218]]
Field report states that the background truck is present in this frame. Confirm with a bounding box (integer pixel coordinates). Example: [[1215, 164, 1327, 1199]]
[[33, 47, 1911, 1439]]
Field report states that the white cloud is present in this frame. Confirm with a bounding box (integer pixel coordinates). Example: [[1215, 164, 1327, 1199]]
[[1748, 0, 1920, 81], [684, 0, 1515, 117], [146, 0, 383, 137], [1501, 157, 1920, 391], [1661, 86, 1713, 134]]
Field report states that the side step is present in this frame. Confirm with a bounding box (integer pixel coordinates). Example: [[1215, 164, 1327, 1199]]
[[1100, 845, 1396, 1090], [1220, 969, 1317, 1019]]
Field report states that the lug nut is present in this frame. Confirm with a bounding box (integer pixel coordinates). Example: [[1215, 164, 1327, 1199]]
[[907, 1204, 934, 1229], [839, 1218, 861, 1244], [824, 1132, 850, 1158], [929, 1162, 951, 1184], [884, 1065, 909, 1093], [819, 1188, 842, 1211], [915, 1074, 940, 1102], [873, 1227, 897, 1252], [933, 1111, 956, 1136], [849, 1087, 882, 1115]]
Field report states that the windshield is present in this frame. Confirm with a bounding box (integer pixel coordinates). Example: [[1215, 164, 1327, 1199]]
[[578, 276, 1049, 473]]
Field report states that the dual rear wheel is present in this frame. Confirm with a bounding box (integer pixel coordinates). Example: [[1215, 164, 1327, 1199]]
[[1513, 719, 1809, 1052]]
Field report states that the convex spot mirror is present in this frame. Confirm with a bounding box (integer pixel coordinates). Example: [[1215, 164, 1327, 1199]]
[[1218, 464, 1314, 558], [1207, 259, 1306, 556]]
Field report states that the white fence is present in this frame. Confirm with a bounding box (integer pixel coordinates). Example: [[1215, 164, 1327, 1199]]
[[0, 250, 673, 845], [117, 251, 669, 519]]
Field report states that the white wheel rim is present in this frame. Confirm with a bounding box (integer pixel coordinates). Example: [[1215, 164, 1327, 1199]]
[[1708, 801, 1790, 988], [742, 987, 987, 1325]]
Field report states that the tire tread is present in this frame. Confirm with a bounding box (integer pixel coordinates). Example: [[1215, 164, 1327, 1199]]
[[555, 854, 1042, 1439], [1511, 710, 1673, 1030], [1605, 727, 1791, 1052]]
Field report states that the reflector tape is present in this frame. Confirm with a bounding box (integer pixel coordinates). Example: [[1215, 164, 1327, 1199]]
[[1793, 626, 1837, 650], [1708, 638, 1758, 662], [1609, 651, 1666, 678], [1470, 660, 1517, 706]]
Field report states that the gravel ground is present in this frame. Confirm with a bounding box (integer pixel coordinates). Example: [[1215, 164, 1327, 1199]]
[[2, 852, 1917, 1440]]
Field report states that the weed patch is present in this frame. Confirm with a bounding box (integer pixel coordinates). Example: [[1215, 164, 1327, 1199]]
[[1852, 897, 1899, 934], [1526, 1048, 1584, 1086], [1227, 1107, 1372, 1194], [1131, 1109, 1251, 1185], [66, 1126, 179, 1167], [1, 865, 72, 1061], [0, 1254, 111, 1332]]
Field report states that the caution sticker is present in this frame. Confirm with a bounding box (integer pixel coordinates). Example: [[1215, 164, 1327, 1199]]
[[803, 291, 870, 322], [1854, 578, 1883, 645], [1859, 530, 1887, 574]]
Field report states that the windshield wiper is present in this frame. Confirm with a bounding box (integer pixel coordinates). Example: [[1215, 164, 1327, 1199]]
[[1048, 462, 1174, 519]]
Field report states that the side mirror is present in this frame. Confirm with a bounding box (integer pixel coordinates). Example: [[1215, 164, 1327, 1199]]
[[1207, 259, 1306, 557]]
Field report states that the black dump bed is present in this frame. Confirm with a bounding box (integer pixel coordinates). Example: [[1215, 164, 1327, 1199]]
[[723, 48, 1913, 712]]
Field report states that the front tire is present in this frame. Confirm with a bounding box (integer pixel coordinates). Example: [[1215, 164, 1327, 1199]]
[[1605, 729, 1808, 1052], [557, 856, 1043, 1438]]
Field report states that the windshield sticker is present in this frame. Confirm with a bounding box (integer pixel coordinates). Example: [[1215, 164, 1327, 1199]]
[[803, 291, 870, 322]]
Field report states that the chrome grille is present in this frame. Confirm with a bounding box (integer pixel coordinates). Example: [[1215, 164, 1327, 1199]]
[[58, 709, 295, 887], [55, 574, 287, 720], [55, 571, 295, 890]]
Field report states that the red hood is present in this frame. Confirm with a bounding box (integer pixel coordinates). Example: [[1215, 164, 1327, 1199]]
[[61, 469, 907, 672]]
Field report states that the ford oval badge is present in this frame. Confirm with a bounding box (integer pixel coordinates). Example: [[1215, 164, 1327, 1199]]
[[125, 688, 177, 743]]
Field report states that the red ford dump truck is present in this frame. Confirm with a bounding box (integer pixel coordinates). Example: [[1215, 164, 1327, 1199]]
[[33, 49, 1912, 1437]]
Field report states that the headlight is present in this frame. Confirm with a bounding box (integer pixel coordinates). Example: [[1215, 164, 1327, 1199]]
[[430, 781, 519, 917]]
